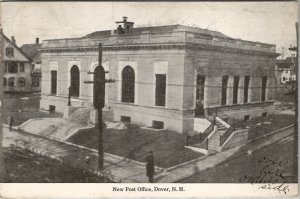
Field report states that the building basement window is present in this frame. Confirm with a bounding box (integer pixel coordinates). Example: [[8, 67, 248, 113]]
[[244, 115, 250, 121], [121, 116, 131, 123], [152, 120, 164, 129], [49, 105, 56, 113], [262, 112, 268, 118], [155, 74, 166, 106]]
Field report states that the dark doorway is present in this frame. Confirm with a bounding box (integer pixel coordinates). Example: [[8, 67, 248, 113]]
[[195, 75, 205, 117], [122, 65, 135, 103], [51, 70, 57, 94], [70, 65, 80, 97], [221, 76, 228, 105]]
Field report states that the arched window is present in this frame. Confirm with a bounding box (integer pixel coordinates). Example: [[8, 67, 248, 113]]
[[18, 77, 26, 87], [121, 65, 135, 103], [3, 78, 7, 86], [70, 65, 80, 97]]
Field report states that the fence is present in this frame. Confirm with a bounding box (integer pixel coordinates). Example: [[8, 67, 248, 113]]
[[186, 120, 215, 148]]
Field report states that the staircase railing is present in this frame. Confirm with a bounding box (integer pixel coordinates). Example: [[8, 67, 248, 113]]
[[208, 107, 247, 147], [219, 126, 234, 146], [186, 119, 215, 149]]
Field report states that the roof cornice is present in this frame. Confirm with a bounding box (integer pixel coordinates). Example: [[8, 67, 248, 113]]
[[39, 43, 279, 58]]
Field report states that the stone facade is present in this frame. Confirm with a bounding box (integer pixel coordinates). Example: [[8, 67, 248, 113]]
[[39, 19, 278, 133]]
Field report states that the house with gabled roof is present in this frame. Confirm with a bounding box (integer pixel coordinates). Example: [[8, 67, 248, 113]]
[[21, 38, 42, 92], [1, 32, 32, 93]]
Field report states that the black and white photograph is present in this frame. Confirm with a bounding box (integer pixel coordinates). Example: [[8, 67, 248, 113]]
[[0, 1, 298, 198]]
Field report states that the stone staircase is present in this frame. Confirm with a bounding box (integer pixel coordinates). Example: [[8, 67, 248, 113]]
[[208, 118, 229, 152], [67, 107, 91, 125]]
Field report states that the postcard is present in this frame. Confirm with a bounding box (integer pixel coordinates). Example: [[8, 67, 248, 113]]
[[0, 1, 298, 198]]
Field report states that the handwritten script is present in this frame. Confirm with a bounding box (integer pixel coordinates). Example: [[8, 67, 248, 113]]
[[239, 156, 290, 194]]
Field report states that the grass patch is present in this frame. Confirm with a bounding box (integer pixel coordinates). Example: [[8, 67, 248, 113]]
[[68, 125, 203, 168], [247, 114, 295, 141], [4, 146, 110, 182]]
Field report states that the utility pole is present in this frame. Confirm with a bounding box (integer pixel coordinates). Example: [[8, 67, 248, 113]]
[[84, 43, 114, 170]]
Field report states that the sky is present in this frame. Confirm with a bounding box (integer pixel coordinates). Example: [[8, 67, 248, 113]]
[[1, 2, 298, 58]]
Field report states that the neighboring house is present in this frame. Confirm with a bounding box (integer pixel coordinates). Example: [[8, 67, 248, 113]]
[[21, 38, 42, 92], [275, 56, 296, 84], [1, 32, 32, 93], [39, 17, 279, 134]]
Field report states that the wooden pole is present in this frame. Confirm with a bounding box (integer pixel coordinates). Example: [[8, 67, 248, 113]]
[[97, 43, 104, 170]]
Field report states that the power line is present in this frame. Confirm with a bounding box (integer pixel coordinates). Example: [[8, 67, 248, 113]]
[[41, 78, 288, 90]]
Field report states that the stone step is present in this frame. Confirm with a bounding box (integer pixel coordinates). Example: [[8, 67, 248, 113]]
[[68, 108, 91, 125]]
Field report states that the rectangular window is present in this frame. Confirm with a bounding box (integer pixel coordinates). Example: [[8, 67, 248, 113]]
[[18, 77, 25, 87], [233, 76, 240, 104], [7, 62, 18, 73], [152, 121, 164, 129], [221, 76, 228, 105], [51, 70, 57, 94], [244, 115, 250, 121], [49, 105, 56, 113], [120, 116, 131, 123], [8, 77, 14, 87], [5, 47, 14, 57], [262, 112, 268, 118], [19, 62, 25, 72], [155, 74, 166, 106], [244, 76, 250, 103], [4, 62, 8, 73], [261, 76, 267, 102], [32, 77, 40, 87]]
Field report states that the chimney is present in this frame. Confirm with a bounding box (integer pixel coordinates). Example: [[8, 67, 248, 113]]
[[36, 38, 39, 44], [11, 36, 15, 44], [115, 17, 134, 32]]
